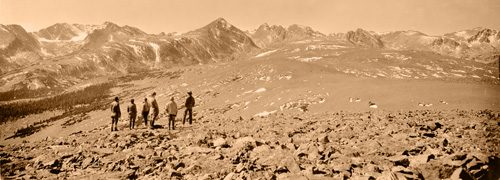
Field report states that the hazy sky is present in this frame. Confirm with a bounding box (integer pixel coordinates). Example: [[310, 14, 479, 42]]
[[1, 0, 500, 35]]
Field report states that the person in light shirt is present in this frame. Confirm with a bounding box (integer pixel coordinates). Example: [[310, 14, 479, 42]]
[[165, 97, 178, 130], [110, 97, 121, 131]]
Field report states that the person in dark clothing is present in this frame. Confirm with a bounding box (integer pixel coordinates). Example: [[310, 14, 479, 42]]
[[142, 97, 150, 128], [149, 92, 159, 129], [110, 97, 121, 131], [183, 91, 195, 125], [127, 99, 137, 130]]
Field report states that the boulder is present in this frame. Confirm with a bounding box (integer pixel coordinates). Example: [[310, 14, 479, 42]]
[[294, 142, 319, 160], [49, 168, 61, 174], [280, 158, 301, 173], [210, 154, 224, 160], [449, 168, 473, 180], [81, 157, 93, 169], [312, 164, 330, 175], [389, 155, 410, 168], [391, 166, 424, 179], [125, 169, 137, 179], [232, 137, 257, 151], [212, 138, 228, 148], [223, 172, 236, 180], [402, 146, 426, 156], [142, 167, 153, 175], [409, 154, 434, 166], [169, 170, 183, 178], [183, 164, 202, 174], [198, 173, 213, 180], [274, 165, 289, 174], [173, 161, 185, 170], [331, 163, 351, 174], [422, 132, 436, 138], [317, 134, 329, 144], [235, 163, 246, 173], [425, 121, 442, 131]]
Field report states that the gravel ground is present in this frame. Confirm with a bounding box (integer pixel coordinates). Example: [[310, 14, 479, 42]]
[[1, 109, 499, 179]]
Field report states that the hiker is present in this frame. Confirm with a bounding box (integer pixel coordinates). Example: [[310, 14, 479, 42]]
[[165, 97, 178, 130], [149, 92, 159, 129], [110, 97, 121, 131], [142, 97, 150, 127], [183, 91, 195, 125], [127, 99, 137, 129]]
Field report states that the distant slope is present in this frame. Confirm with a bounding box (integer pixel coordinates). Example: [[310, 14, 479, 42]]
[[345, 27, 500, 62], [1, 20, 499, 93], [31, 23, 102, 57], [0, 18, 259, 92], [250, 23, 325, 48], [345, 29, 384, 48], [0, 25, 42, 74]]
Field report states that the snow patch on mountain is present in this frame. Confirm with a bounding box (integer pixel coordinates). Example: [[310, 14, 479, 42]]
[[70, 32, 88, 42], [289, 56, 323, 62], [40, 48, 53, 56], [127, 44, 144, 55], [253, 110, 277, 117], [254, 88, 267, 93], [255, 49, 278, 57], [0, 25, 8, 32], [306, 44, 346, 50], [454, 31, 469, 39], [37, 38, 62, 43], [149, 42, 161, 63], [299, 57, 323, 62]]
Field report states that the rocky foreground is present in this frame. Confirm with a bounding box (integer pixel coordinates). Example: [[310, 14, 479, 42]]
[[1, 109, 499, 179]]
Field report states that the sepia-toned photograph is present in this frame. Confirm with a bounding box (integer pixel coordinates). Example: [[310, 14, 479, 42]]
[[0, 0, 499, 179]]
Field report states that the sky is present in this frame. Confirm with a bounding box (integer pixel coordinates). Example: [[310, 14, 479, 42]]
[[1, 0, 500, 35]]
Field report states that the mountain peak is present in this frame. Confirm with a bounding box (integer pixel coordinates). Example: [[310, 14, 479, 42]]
[[256, 23, 285, 32], [346, 28, 384, 48], [197, 17, 234, 32], [467, 28, 498, 43], [258, 23, 270, 29], [215, 17, 227, 23], [472, 27, 486, 31], [35, 23, 84, 41], [52, 23, 71, 27], [102, 21, 120, 28], [405, 30, 426, 35], [355, 28, 370, 33], [40, 23, 73, 31], [211, 18, 230, 27], [288, 24, 311, 31]]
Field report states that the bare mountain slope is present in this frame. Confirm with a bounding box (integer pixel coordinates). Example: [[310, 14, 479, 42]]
[[379, 28, 500, 62], [346, 28, 384, 48], [0, 18, 259, 92], [0, 25, 42, 74], [250, 23, 325, 48]]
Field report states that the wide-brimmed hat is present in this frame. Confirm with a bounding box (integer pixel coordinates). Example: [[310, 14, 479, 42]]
[[187, 91, 192, 94]]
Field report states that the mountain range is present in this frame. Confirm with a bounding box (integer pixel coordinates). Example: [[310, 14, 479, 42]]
[[0, 18, 499, 92]]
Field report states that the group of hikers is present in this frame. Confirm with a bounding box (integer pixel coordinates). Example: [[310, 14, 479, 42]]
[[110, 91, 195, 131]]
